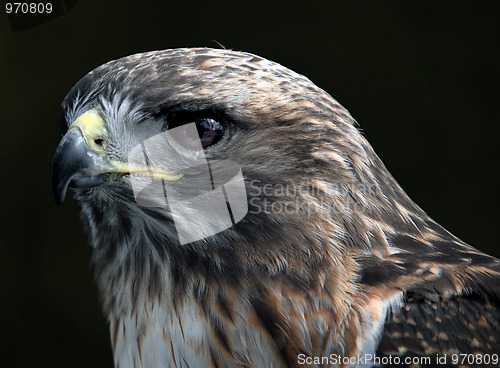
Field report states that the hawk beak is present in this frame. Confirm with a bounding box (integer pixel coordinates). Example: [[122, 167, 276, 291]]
[[51, 109, 115, 205], [51, 126, 116, 205], [51, 109, 184, 205]]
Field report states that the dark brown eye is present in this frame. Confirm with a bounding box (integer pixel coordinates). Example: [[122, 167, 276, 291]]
[[196, 118, 224, 147], [172, 118, 224, 149]]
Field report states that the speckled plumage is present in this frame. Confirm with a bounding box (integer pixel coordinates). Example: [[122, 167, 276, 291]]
[[52, 48, 500, 367]]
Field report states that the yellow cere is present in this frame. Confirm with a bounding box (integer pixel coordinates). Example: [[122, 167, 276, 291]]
[[69, 108, 108, 154]]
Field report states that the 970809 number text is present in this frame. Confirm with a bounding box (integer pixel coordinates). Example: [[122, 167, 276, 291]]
[[5, 3, 53, 14]]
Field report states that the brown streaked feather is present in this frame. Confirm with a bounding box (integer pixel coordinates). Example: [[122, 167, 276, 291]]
[[377, 296, 500, 367]]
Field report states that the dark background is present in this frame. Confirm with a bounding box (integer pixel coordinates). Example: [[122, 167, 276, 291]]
[[1, 0, 499, 366]]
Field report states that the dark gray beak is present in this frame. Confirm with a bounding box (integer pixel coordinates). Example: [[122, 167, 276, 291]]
[[51, 128, 111, 205]]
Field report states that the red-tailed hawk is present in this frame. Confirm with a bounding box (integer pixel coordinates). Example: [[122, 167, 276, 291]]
[[51, 48, 500, 367]]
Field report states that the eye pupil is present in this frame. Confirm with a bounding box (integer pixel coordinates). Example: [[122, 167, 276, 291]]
[[94, 138, 104, 145], [195, 118, 223, 147]]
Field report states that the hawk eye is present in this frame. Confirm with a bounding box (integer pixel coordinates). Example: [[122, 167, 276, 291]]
[[195, 118, 224, 147], [170, 117, 224, 149]]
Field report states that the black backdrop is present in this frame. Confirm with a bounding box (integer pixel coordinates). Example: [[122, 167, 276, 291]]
[[1, 1, 499, 366]]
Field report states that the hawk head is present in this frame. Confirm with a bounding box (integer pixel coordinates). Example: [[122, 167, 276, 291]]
[[52, 48, 378, 282], [51, 48, 500, 367]]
